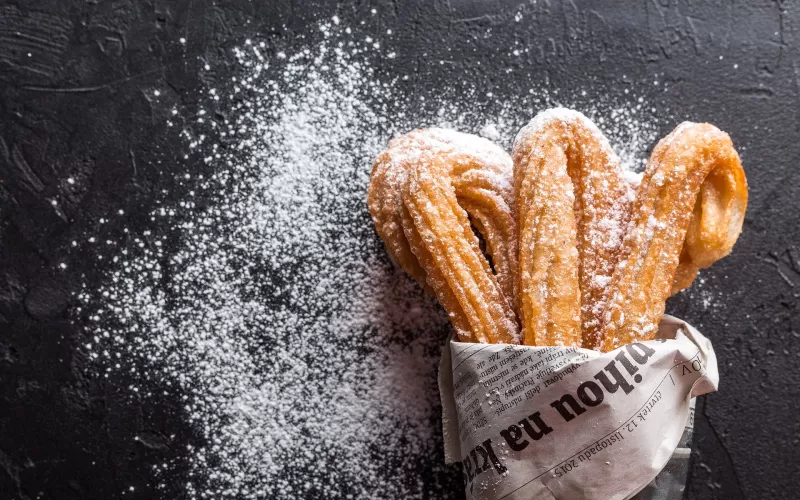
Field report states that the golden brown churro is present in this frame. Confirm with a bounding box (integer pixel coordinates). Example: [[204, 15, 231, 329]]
[[512, 109, 632, 348], [599, 122, 748, 351], [369, 129, 519, 343]]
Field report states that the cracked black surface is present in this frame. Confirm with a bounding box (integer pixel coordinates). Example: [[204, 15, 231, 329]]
[[1, 1, 799, 499]]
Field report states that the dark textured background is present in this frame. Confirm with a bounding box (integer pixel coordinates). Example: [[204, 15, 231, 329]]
[[1, 0, 799, 499]]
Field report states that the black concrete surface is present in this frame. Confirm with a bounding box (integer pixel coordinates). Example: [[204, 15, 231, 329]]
[[1, 1, 799, 499]]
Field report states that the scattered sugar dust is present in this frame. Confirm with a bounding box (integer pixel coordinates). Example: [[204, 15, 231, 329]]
[[78, 20, 668, 499]]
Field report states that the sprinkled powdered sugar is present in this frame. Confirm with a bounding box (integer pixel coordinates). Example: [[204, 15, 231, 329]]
[[479, 123, 502, 141], [77, 20, 667, 499]]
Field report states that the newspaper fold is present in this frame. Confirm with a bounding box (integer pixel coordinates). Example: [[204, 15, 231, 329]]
[[439, 315, 717, 500]]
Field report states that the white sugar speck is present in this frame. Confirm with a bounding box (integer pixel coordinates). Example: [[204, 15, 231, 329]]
[[479, 123, 502, 141]]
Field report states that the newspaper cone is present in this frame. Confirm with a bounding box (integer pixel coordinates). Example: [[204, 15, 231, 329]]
[[439, 315, 717, 500]]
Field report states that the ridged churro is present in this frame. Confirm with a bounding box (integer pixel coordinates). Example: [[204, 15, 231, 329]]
[[369, 129, 519, 343], [512, 109, 632, 348], [599, 122, 748, 351]]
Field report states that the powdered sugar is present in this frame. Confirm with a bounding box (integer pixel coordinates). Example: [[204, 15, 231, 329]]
[[479, 123, 502, 141], [78, 20, 664, 498]]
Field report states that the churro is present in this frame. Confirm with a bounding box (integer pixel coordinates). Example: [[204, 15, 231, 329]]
[[599, 122, 748, 351], [512, 109, 632, 348], [369, 129, 519, 343]]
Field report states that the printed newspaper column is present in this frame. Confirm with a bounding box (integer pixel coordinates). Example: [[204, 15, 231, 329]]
[[439, 315, 718, 500]]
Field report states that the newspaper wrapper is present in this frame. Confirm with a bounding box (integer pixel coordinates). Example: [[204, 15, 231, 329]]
[[439, 315, 717, 500]]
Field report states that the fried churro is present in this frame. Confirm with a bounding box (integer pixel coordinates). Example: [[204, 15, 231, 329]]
[[369, 129, 519, 343], [512, 109, 632, 348], [599, 122, 747, 351]]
